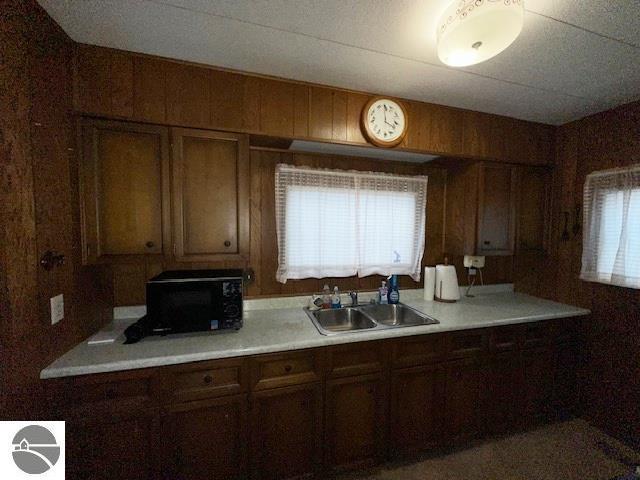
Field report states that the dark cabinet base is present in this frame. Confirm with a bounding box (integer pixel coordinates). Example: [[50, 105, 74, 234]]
[[51, 318, 582, 479]]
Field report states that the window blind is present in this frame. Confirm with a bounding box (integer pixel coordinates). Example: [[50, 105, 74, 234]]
[[275, 164, 428, 283], [581, 164, 640, 289]]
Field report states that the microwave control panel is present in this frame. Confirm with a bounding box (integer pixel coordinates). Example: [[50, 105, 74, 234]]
[[222, 280, 243, 329]]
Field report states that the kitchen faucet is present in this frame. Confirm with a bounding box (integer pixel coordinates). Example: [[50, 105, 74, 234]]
[[349, 290, 358, 307]]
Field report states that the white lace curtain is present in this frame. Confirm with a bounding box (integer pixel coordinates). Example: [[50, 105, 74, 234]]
[[581, 164, 640, 289], [275, 164, 428, 283]]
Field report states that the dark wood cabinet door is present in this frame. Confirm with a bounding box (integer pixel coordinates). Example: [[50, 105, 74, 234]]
[[444, 359, 482, 444], [80, 119, 170, 263], [521, 346, 554, 425], [481, 351, 523, 435], [161, 395, 248, 480], [67, 410, 158, 480], [390, 365, 444, 456], [325, 374, 387, 471], [517, 167, 551, 253], [250, 383, 322, 480], [477, 163, 517, 255], [553, 342, 580, 417], [171, 128, 249, 262]]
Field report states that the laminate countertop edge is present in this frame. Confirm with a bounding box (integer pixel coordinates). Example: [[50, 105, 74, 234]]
[[41, 292, 590, 379]]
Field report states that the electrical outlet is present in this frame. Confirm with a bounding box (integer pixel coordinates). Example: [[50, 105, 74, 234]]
[[463, 255, 486, 268], [50, 294, 64, 325]]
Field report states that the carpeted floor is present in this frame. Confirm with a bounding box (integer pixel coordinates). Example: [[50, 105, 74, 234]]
[[336, 420, 639, 480]]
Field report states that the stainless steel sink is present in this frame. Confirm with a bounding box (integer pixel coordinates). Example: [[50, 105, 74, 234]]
[[309, 308, 376, 334], [358, 303, 439, 327], [305, 302, 439, 336]]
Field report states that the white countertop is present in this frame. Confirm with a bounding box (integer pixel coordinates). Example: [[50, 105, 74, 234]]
[[40, 290, 589, 379]]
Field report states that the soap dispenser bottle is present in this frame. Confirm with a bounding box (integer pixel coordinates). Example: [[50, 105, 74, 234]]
[[379, 281, 389, 305], [388, 275, 400, 304], [331, 286, 341, 309], [322, 284, 331, 309]]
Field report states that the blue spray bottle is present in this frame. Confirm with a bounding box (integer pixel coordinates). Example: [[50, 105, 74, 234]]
[[388, 275, 400, 304]]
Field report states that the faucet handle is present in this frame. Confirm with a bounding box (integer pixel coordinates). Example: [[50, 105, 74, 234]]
[[348, 290, 358, 306]]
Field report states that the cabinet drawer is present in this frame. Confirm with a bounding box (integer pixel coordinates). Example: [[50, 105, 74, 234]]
[[163, 358, 248, 403], [489, 326, 521, 352], [522, 322, 551, 349], [327, 342, 386, 378], [76, 378, 151, 404], [48, 370, 156, 417], [251, 350, 322, 390], [447, 330, 488, 358], [392, 334, 446, 368]]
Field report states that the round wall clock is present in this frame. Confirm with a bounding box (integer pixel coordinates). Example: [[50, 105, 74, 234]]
[[361, 97, 408, 148]]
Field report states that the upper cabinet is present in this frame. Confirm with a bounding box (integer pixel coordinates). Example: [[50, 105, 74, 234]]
[[171, 128, 250, 262], [80, 119, 170, 263], [476, 164, 517, 256], [516, 167, 552, 253], [80, 120, 249, 264], [445, 161, 551, 258]]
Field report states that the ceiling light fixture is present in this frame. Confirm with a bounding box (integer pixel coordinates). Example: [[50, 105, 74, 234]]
[[436, 0, 524, 67]]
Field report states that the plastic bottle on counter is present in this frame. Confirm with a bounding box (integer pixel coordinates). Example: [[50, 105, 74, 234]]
[[379, 281, 389, 304], [388, 275, 400, 304], [331, 286, 341, 309], [322, 284, 331, 309]]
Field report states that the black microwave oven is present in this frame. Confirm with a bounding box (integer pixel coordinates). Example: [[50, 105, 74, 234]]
[[124, 269, 243, 344]]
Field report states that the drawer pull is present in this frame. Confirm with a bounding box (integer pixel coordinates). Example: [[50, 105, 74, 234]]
[[224, 240, 231, 247], [284, 365, 292, 373], [203, 375, 213, 384]]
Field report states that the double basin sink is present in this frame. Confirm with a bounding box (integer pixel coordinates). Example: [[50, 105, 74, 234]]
[[305, 303, 439, 336]]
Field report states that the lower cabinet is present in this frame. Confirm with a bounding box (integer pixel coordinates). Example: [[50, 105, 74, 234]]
[[53, 318, 583, 478], [521, 346, 554, 425], [553, 341, 580, 416], [66, 408, 158, 480], [389, 364, 444, 456], [444, 358, 483, 444], [482, 350, 523, 435], [250, 383, 323, 480], [161, 395, 248, 480], [325, 374, 387, 471]]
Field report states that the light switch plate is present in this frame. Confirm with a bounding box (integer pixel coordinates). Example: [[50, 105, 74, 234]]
[[50, 294, 64, 325]]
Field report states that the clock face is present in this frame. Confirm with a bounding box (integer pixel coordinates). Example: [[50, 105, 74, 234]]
[[363, 98, 407, 147]]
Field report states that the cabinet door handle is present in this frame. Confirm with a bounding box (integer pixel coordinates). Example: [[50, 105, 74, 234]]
[[224, 240, 231, 248], [203, 374, 213, 384], [146, 241, 155, 248], [483, 241, 491, 245]]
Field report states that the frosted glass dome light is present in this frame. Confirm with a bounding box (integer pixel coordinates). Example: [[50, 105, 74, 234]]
[[437, 0, 525, 67]]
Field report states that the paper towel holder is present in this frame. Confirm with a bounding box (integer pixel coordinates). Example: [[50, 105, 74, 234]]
[[434, 257, 460, 303]]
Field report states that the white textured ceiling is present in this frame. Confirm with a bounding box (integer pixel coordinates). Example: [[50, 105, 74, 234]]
[[38, 0, 640, 125]]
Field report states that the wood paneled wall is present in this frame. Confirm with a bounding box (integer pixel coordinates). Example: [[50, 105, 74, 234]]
[[110, 149, 449, 304], [0, 0, 112, 417], [551, 100, 640, 447], [72, 44, 555, 166]]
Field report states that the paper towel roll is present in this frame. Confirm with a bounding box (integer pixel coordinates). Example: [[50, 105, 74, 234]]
[[435, 264, 461, 302], [424, 267, 436, 301]]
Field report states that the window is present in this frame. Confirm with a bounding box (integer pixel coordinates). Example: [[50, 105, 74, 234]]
[[275, 164, 428, 283], [581, 165, 640, 289]]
